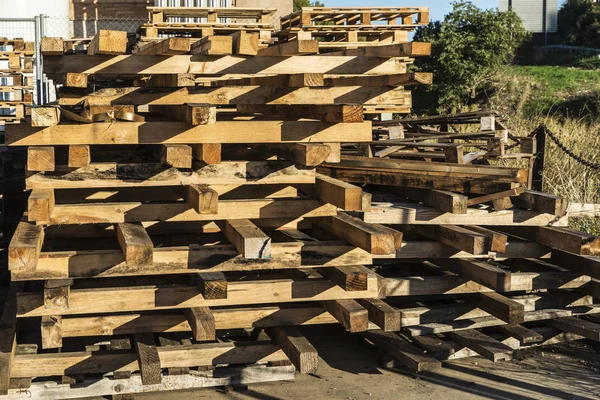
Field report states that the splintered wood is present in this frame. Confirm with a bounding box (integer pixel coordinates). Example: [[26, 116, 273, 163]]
[[1, 5, 599, 399]]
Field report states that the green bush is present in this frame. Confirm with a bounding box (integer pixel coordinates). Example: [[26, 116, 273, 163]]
[[412, 1, 530, 114], [557, 0, 600, 48]]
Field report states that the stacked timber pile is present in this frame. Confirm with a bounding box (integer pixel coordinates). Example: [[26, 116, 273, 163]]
[[0, 38, 33, 281], [1, 6, 433, 398]]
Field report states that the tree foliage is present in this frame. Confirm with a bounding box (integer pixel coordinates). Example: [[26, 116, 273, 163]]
[[557, 0, 600, 48], [293, 0, 324, 12], [413, 1, 530, 113]]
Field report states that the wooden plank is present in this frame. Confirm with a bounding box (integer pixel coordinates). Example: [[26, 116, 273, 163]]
[[8, 222, 44, 271], [135, 38, 191, 55], [134, 333, 162, 385], [464, 226, 508, 253], [385, 187, 467, 214], [315, 174, 362, 210], [362, 330, 440, 372], [322, 42, 431, 58], [44, 279, 72, 309], [497, 324, 544, 344], [41, 316, 63, 349], [551, 250, 600, 280], [319, 266, 369, 291], [39, 199, 337, 225], [323, 299, 369, 332], [40, 37, 64, 55], [409, 225, 492, 255], [267, 326, 318, 373], [28, 189, 55, 223], [357, 298, 401, 331], [161, 144, 192, 169], [10, 341, 287, 378], [116, 222, 154, 267], [547, 317, 600, 341], [257, 40, 319, 56], [196, 272, 228, 300], [254, 143, 331, 167], [237, 104, 363, 123], [448, 329, 513, 362], [87, 30, 128, 55], [7, 121, 372, 146], [191, 35, 233, 56], [64, 72, 88, 88], [0, 285, 22, 395], [192, 144, 221, 164], [538, 227, 600, 256], [315, 213, 401, 255], [411, 335, 456, 360], [467, 292, 525, 324], [325, 72, 432, 87], [220, 219, 271, 259], [150, 104, 217, 125], [14, 241, 372, 281], [435, 259, 511, 292], [211, 73, 325, 88], [516, 190, 568, 216], [27, 161, 311, 190], [467, 187, 525, 206], [27, 146, 55, 171], [186, 185, 218, 214], [230, 31, 258, 55], [68, 145, 91, 168], [185, 307, 216, 341], [31, 107, 60, 127], [43, 55, 403, 77]]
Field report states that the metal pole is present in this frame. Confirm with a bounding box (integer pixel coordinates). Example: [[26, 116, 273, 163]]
[[543, 0, 548, 46], [34, 15, 43, 105]]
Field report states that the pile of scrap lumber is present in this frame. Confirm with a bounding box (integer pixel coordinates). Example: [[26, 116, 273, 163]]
[[0, 5, 600, 399]]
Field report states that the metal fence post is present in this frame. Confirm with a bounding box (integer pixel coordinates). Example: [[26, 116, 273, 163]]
[[34, 14, 44, 105]]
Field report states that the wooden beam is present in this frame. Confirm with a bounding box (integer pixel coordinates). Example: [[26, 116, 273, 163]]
[[67, 145, 91, 168], [0, 285, 22, 395], [362, 330, 440, 372], [323, 42, 431, 58], [64, 72, 88, 88], [87, 30, 128, 55], [7, 121, 372, 146], [253, 143, 331, 167], [467, 292, 525, 324], [325, 72, 433, 87], [191, 35, 233, 56], [516, 190, 567, 216], [41, 316, 63, 349], [8, 222, 44, 271], [319, 266, 369, 291], [357, 298, 401, 331], [31, 107, 60, 127], [196, 272, 228, 300], [386, 187, 467, 214], [323, 299, 369, 332], [220, 219, 272, 259], [28, 189, 55, 223], [40, 37, 64, 55], [44, 279, 72, 309], [257, 40, 318, 56], [315, 213, 401, 255], [237, 104, 363, 123], [497, 324, 544, 344], [211, 73, 325, 87], [464, 226, 508, 253], [160, 144, 192, 169], [134, 333, 162, 385], [230, 31, 258, 55], [538, 227, 600, 256], [27, 146, 55, 171], [266, 326, 318, 373], [409, 225, 492, 255], [135, 38, 190, 55], [116, 222, 154, 267], [185, 307, 216, 341], [150, 104, 217, 125], [546, 317, 600, 341], [467, 187, 525, 206], [448, 329, 513, 362], [315, 174, 362, 210], [551, 250, 600, 280], [435, 259, 511, 292], [192, 144, 221, 164], [186, 185, 218, 214]]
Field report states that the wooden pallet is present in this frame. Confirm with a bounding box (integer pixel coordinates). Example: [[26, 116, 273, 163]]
[[148, 6, 276, 24]]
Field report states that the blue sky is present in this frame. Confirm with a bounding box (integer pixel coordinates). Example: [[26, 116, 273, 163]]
[[323, 1, 567, 22]]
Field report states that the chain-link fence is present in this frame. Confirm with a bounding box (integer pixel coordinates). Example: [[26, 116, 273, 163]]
[[43, 16, 149, 39]]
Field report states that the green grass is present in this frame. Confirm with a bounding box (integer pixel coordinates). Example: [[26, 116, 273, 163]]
[[506, 65, 600, 119]]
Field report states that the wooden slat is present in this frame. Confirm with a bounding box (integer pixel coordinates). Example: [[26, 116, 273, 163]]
[[464, 226, 508, 253], [254, 143, 331, 167], [31, 107, 60, 127], [547, 317, 600, 341], [551, 250, 600, 280], [357, 298, 401, 331], [319, 266, 370, 291], [538, 227, 600, 256], [196, 272, 228, 300], [27, 146, 54, 171], [67, 145, 91, 168], [237, 104, 363, 123], [150, 104, 217, 125], [185, 307, 216, 341], [448, 329, 513, 362], [220, 219, 271, 259], [8, 222, 44, 271], [134, 333, 162, 385], [230, 31, 258, 55], [411, 335, 455, 359], [44, 279, 72, 309], [314, 213, 401, 255], [325, 72, 432, 87], [28, 189, 55, 223], [267, 326, 318, 373], [362, 330, 440, 372], [87, 30, 127, 55], [467, 292, 525, 324], [435, 259, 511, 292], [323, 299, 369, 332], [409, 225, 492, 255], [386, 187, 467, 214], [315, 174, 362, 210], [116, 222, 154, 267], [7, 121, 372, 146], [258, 40, 318, 56], [41, 316, 63, 349], [161, 144, 192, 168], [186, 185, 218, 214], [517, 190, 568, 216], [322, 42, 431, 58], [192, 144, 221, 164], [497, 324, 544, 344], [211, 73, 325, 88], [190, 35, 233, 56], [135, 38, 191, 55]]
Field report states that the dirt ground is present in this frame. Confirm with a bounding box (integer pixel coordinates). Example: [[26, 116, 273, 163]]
[[137, 325, 600, 400]]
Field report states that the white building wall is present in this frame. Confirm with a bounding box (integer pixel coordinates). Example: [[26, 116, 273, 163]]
[[500, 0, 558, 33]]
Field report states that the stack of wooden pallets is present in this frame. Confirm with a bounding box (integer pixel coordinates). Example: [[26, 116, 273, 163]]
[[1, 5, 600, 399]]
